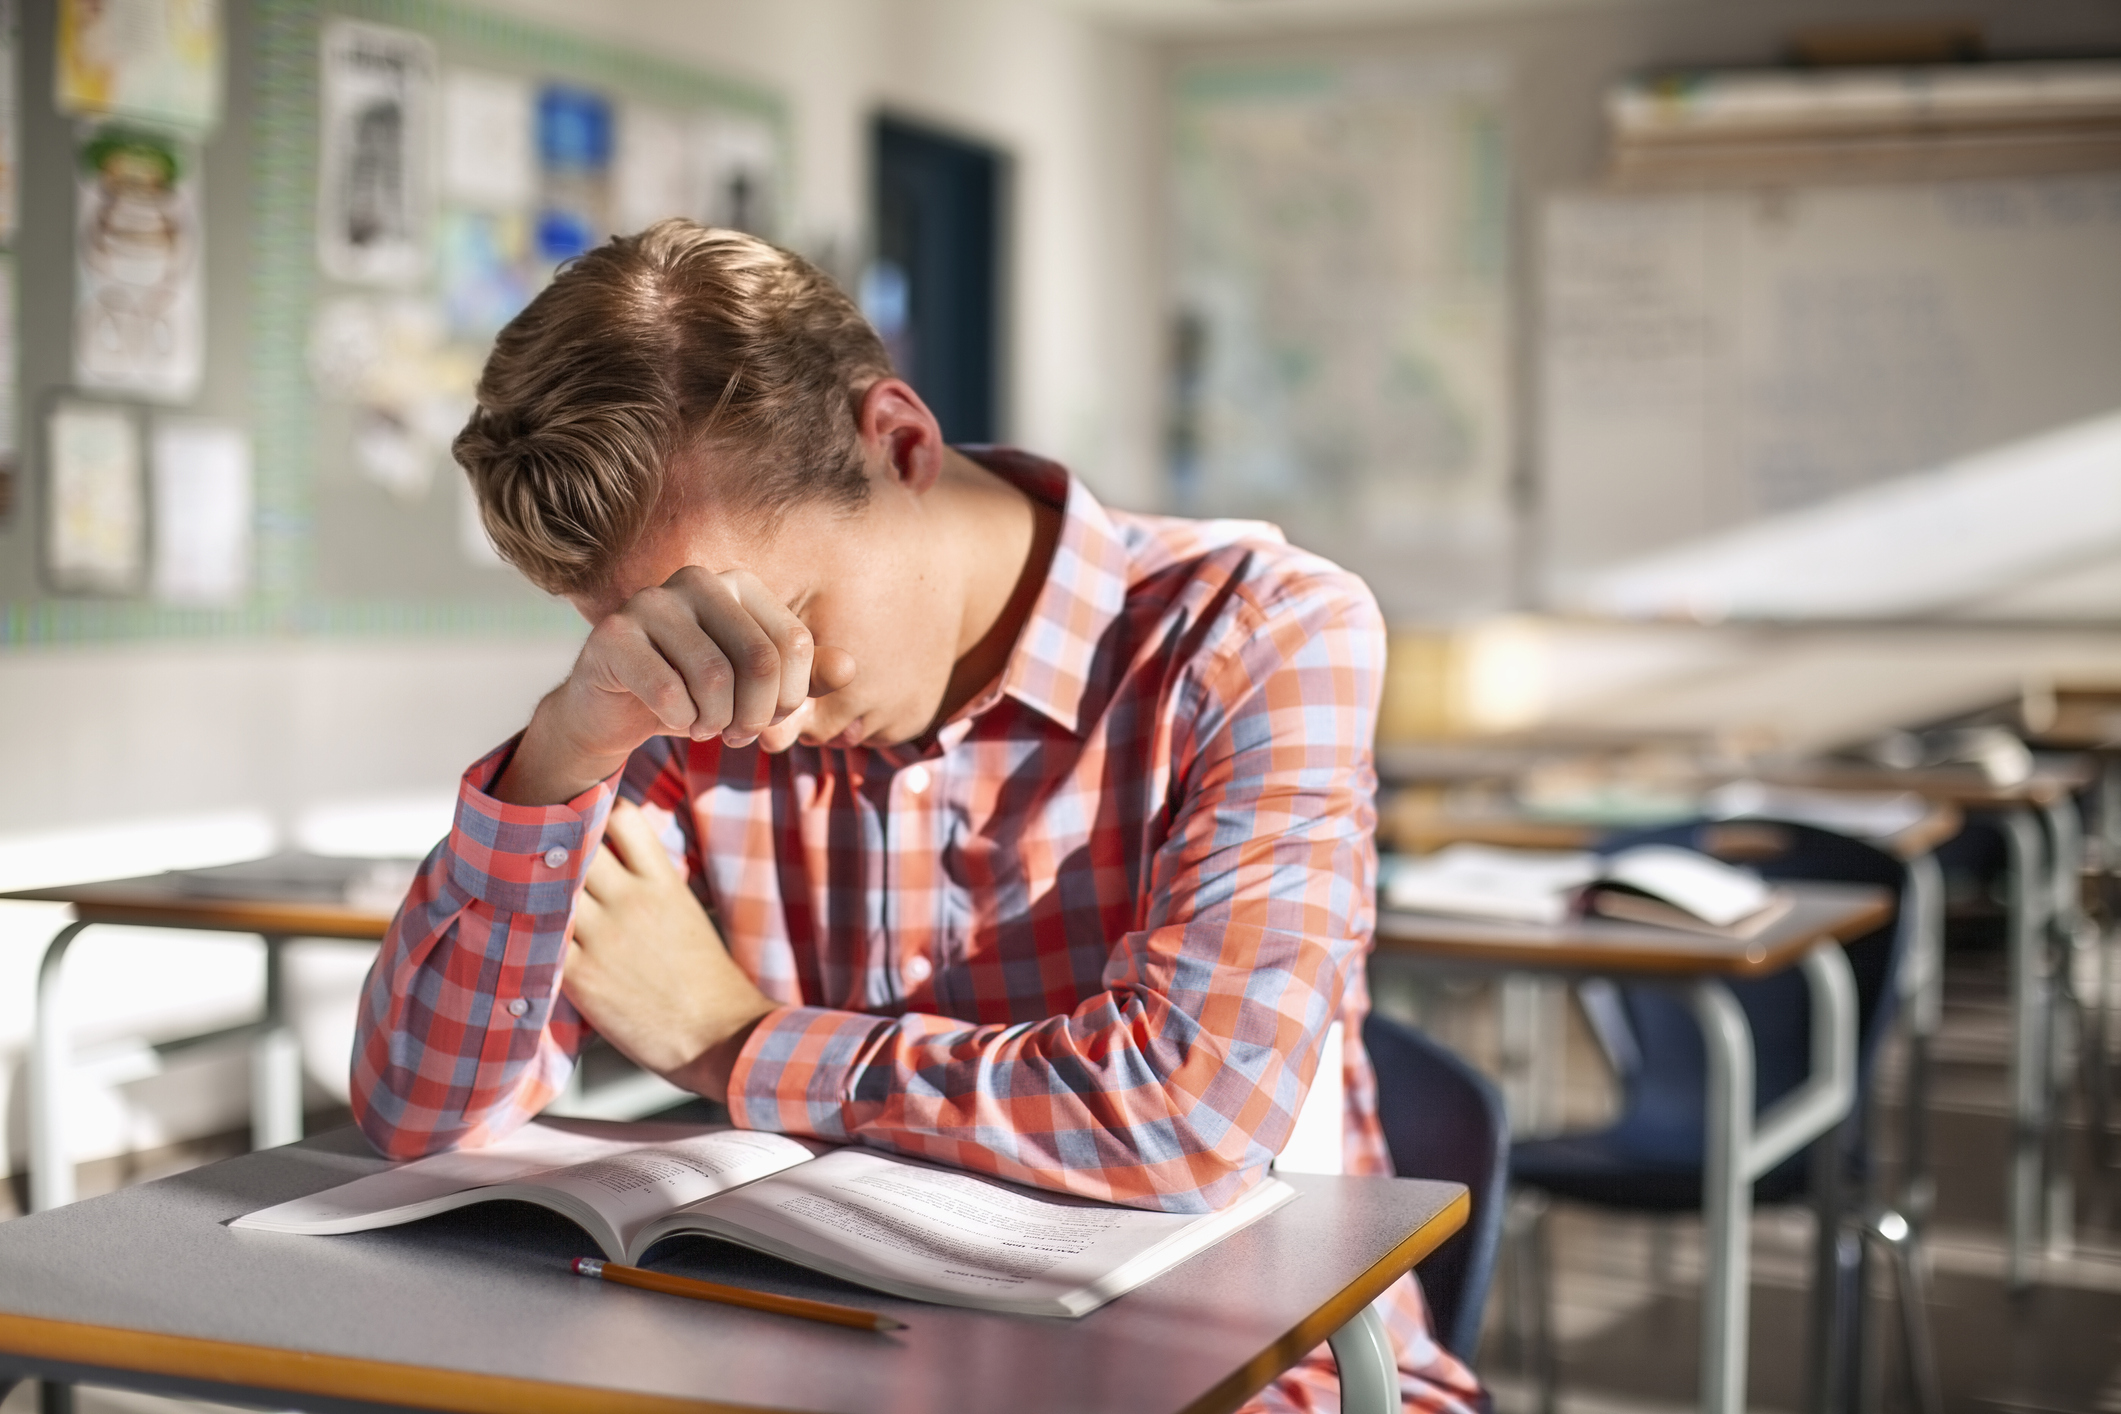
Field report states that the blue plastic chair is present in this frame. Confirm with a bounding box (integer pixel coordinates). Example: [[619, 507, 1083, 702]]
[[1506, 820, 1939, 1414], [1363, 1010, 1511, 1362]]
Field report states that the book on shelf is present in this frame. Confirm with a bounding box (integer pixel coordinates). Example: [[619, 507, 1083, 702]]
[[233, 1121, 1294, 1319], [1384, 842, 1791, 939]]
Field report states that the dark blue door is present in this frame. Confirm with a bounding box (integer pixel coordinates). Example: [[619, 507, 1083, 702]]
[[871, 118, 1003, 445]]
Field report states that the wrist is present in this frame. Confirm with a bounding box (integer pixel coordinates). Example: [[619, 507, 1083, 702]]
[[495, 694, 633, 806], [666, 1002, 779, 1104]]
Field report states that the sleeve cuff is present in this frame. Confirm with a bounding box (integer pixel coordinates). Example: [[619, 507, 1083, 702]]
[[727, 1005, 893, 1142], [446, 735, 623, 916]]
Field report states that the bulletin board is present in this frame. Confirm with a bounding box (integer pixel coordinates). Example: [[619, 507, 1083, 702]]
[[0, 0, 788, 645]]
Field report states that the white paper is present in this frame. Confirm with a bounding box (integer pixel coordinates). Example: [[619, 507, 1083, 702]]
[[150, 418, 250, 604], [442, 68, 533, 210], [47, 401, 144, 594], [1384, 844, 1600, 924], [613, 101, 694, 234], [1704, 781, 1928, 843], [1601, 845, 1770, 928], [1273, 1019, 1343, 1176], [56, 0, 222, 132], [317, 20, 435, 286], [75, 123, 203, 400], [679, 1148, 1295, 1316]]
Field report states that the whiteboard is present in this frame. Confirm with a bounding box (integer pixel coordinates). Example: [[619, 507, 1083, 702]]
[[1540, 174, 2121, 613]]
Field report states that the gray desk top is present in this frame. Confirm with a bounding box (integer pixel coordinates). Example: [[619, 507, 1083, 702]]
[[0, 1125, 1465, 1414]]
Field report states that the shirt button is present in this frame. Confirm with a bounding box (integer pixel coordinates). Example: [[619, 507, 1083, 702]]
[[507, 998, 529, 1018], [542, 847, 569, 868], [903, 954, 933, 985], [902, 765, 931, 796]]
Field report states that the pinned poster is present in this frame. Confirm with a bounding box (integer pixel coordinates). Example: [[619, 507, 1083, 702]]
[[46, 400, 145, 595], [56, 0, 223, 132], [695, 111, 778, 237], [317, 20, 435, 286], [535, 83, 611, 263], [75, 123, 203, 401], [441, 67, 533, 211], [150, 418, 249, 604]]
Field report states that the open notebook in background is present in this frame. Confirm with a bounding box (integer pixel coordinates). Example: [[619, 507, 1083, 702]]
[[1384, 843, 1789, 939]]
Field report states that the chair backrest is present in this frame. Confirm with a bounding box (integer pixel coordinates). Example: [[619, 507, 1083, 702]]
[[1362, 1011, 1511, 1361], [1593, 820, 1909, 1179]]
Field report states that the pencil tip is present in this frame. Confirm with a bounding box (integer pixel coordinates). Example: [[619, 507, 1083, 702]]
[[878, 1317, 909, 1331]]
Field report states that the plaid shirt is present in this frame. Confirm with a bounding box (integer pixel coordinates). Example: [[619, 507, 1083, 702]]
[[352, 449, 1481, 1412]]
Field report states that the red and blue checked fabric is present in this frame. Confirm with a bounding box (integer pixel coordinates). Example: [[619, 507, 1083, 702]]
[[351, 449, 1482, 1413]]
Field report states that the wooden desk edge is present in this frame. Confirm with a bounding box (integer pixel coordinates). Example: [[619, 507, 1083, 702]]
[[1375, 895, 1893, 979], [0, 893, 393, 941], [0, 1311, 752, 1414], [0, 1188, 1472, 1414], [1180, 1186, 1472, 1414]]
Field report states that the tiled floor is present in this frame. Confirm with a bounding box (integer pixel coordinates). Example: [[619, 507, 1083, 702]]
[[4, 954, 2117, 1414]]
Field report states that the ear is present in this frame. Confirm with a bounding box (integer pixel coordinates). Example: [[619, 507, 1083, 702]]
[[855, 378, 946, 495]]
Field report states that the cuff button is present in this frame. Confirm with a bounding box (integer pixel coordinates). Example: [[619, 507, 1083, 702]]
[[507, 998, 530, 1018], [542, 847, 569, 868]]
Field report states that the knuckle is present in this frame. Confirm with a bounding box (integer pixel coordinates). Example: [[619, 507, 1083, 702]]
[[737, 637, 780, 678]]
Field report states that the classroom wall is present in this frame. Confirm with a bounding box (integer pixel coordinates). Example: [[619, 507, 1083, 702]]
[[0, 0, 1166, 1178]]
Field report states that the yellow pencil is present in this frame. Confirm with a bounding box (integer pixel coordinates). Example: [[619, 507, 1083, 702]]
[[572, 1257, 907, 1332]]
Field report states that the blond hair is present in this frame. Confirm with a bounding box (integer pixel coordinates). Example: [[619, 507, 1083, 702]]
[[454, 221, 893, 596]]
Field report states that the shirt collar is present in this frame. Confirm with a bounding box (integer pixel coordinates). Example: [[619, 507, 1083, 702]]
[[955, 447, 1132, 738]]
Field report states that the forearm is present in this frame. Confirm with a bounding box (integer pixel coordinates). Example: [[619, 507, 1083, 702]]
[[349, 738, 620, 1158]]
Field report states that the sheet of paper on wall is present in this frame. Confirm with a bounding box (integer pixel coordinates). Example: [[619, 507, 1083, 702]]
[[47, 401, 146, 595], [613, 101, 696, 233], [0, 0, 19, 244], [150, 418, 249, 604], [695, 111, 778, 237], [56, 0, 223, 132], [74, 123, 203, 401], [441, 67, 533, 211], [317, 20, 435, 286]]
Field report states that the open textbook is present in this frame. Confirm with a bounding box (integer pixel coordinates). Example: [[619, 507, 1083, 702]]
[[1385, 843, 1792, 939], [233, 1122, 1296, 1318]]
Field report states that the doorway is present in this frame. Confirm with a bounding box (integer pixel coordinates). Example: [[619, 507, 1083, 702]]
[[867, 117, 1005, 445]]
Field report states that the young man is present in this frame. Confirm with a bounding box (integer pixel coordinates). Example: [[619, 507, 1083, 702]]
[[353, 221, 1482, 1414]]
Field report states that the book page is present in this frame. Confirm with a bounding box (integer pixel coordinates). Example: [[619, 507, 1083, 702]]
[[1385, 844, 1598, 923], [233, 1123, 814, 1240], [672, 1148, 1294, 1316]]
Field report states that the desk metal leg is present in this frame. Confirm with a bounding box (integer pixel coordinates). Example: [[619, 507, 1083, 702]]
[[2000, 808, 2051, 1290], [251, 935, 303, 1150], [29, 921, 92, 1214], [2039, 796, 2087, 1259], [1690, 944, 1859, 1414], [1690, 979, 1757, 1414], [1900, 854, 1945, 1233], [1327, 1299, 1398, 1414]]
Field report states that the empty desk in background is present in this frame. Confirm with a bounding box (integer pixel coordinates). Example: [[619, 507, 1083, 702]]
[[1750, 760, 2093, 1287], [1375, 882, 1891, 1414], [2018, 687, 2121, 1174], [4, 855, 400, 1214], [0, 1125, 1467, 1414], [4, 856, 689, 1215]]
